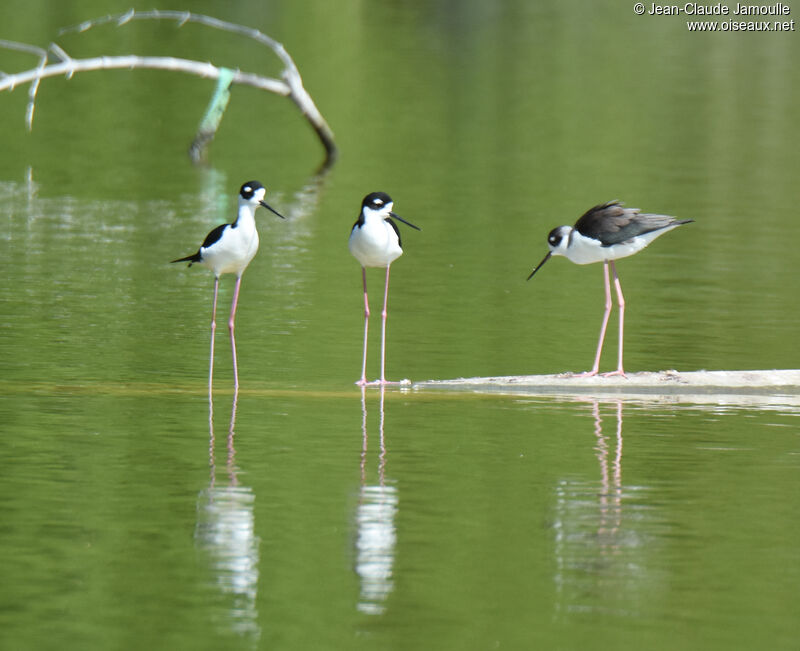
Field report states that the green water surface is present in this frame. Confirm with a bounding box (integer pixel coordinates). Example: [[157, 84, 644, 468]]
[[1, 1, 799, 649]]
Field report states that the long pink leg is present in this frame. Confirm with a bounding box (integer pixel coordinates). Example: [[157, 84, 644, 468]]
[[379, 265, 391, 385], [602, 261, 626, 377], [229, 275, 243, 393], [578, 261, 613, 377], [357, 267, 370, 386], [209, 276, 220, 397]]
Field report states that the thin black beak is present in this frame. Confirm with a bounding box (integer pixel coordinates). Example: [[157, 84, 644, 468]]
[[260, 200, 286, 219], [390, 211, 421, 231], [527, 251, 551, 280]]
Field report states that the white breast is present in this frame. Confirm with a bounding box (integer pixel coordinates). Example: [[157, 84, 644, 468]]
[[349, 220, 403, 268], [564, 228, 674, 265], [202, 224, 260, 276]]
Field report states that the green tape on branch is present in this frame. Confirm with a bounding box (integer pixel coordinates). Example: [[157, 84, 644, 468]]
[[190, 67, 235, 163], [198, 67, 234, 133]]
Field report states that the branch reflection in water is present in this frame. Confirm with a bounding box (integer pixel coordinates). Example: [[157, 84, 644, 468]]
[[355, 386, 398, 615], [552, 399, 656, 618], [195, 392, 261, 642]]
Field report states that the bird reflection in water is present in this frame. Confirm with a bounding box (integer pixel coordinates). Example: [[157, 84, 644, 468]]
[[195, 393, 261, 641], [552, 399, 654, 618], [591, 399, 623, 542], [355, 386, 398, 615]]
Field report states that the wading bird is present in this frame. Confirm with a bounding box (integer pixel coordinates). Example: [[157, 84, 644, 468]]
[[527, 200, 692, 377], [349, 192, 420, 386], [172, 180, 285, 393]]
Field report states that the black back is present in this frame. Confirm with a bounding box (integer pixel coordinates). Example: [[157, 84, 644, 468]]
[[170, 222, 229, 266], [200, 223, 230, 249], [574, 201, 689, 247]]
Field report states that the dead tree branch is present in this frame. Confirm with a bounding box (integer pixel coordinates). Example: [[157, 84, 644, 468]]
[[0, 10, 336, 167]]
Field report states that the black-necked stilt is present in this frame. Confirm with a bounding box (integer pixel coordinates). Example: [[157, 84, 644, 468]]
[[172, 180, 285, 392], [349, 192, 420, 386], [527, 200, 693, 377]]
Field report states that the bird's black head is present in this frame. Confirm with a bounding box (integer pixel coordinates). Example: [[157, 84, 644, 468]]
[[527, 226, 571, 280], [362, 191, 393, 211], [547, 227, 565, 248], [240, 181, 265, 200]]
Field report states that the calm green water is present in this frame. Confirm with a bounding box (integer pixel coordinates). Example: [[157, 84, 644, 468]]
[[2, 0, 800, 649]]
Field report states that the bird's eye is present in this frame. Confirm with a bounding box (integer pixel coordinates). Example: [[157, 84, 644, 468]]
[[549, 235, 560, 245], [373, 199, 384, 207]]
